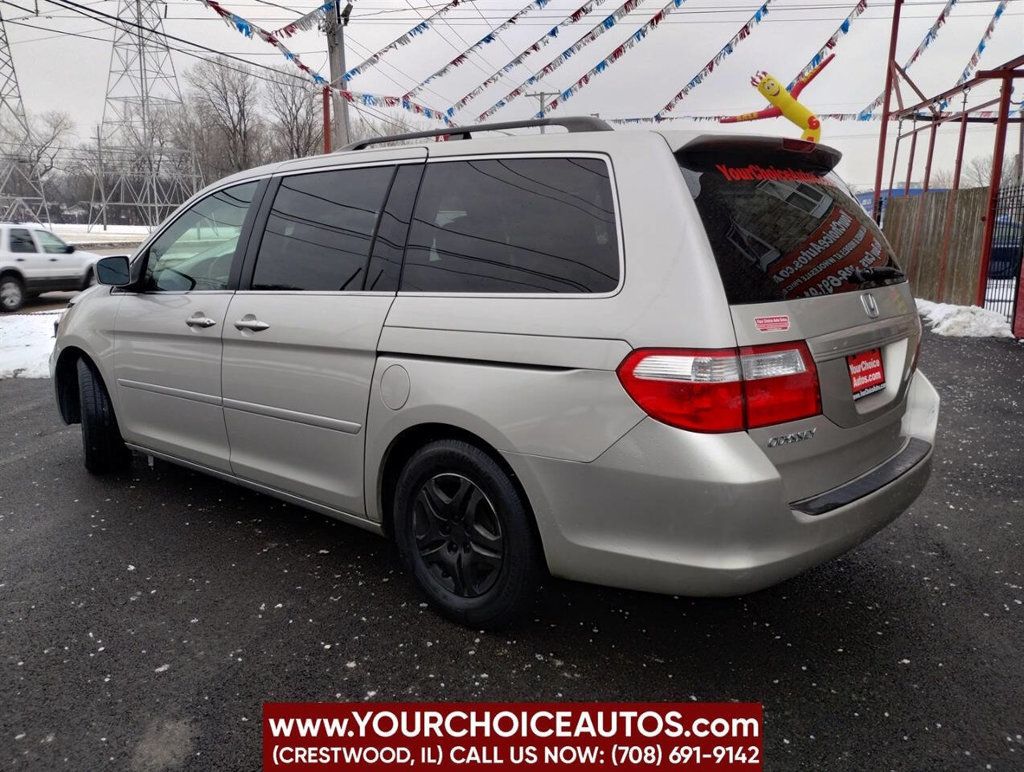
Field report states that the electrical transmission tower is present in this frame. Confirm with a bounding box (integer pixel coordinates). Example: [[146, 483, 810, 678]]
[[91, 0, 200, 228], [0, 7, 48, 223]]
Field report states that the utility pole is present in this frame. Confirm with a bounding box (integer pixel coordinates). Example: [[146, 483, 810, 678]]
[[326, 2, 351, 149], [525, 91, 558, 132]]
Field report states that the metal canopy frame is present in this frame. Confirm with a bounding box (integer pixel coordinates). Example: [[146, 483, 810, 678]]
[[869, 24, 1023, 332]]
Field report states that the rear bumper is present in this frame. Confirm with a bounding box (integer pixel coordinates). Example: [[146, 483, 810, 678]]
[[506, 371, 939, 597]]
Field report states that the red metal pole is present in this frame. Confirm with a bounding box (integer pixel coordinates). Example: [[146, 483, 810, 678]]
[[871, 0, 905, 222], [887, 129, 902, 206], [903, 123, 918, 196], [907, 121, 939, 292], [936, 109, 969, 300], [951, 109, 968, 190], [921, 121, 938, 193], [323, 87, 332, 154], [975, 77, 1013, 307]]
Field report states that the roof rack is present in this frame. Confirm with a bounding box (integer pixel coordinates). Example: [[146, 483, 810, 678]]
[[340, 116, 614, 151]]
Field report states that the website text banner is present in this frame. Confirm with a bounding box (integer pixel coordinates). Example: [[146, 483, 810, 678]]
[[263, 702, 763, 770]]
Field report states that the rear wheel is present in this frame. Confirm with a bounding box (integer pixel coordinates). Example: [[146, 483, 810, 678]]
[[393, 440, 543, 628], [76, 358, 131, 474], [0, 275, 24, 312]]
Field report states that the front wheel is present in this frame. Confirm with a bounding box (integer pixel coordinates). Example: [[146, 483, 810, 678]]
[[76, 358, 131, 474], [393, 440, 544, 629]]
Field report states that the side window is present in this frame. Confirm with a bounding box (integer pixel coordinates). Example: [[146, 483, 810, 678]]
[[35, 230, 70, 254], [365, 164, 423, 292], [145, 181, 258, 292], [400, 158, 619, 294], [9, 228, 37, 254], [251, 166, 394, 291]]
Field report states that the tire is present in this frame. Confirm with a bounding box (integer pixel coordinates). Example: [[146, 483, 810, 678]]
[[80, 268, 95, 291], [76, 358, 131, 475], [393, 440, 543, 629], [0, 275, 24, 312]]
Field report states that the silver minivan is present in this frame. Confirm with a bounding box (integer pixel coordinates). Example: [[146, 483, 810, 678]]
[[51, 118, 939, 627]]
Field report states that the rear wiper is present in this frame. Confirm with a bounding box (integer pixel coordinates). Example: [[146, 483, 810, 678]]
[[850, 266, 906, 285]]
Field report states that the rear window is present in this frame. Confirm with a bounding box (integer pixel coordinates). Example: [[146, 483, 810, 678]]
[[678, 145, 901, 304]]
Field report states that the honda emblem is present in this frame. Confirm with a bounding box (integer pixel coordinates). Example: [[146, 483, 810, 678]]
[[861, 292, 880, 319]]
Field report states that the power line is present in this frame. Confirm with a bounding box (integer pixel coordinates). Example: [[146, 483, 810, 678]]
[[23, 0, 419, 131]]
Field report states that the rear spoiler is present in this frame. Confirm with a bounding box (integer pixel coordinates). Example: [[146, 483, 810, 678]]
[[676, 135, 842, 175]]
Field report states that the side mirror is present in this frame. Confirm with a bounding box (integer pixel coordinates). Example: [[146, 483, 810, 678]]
[[64, 244, 76, 254], [95, 255, 132, 287]]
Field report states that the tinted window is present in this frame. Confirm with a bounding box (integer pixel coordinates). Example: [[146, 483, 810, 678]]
[[365, 165, 422, 292], [9, 228, 36, 253], [145, 181, 258, 292], [252, 167, 394, 291], [678, 149, 901, 304], [401, 158, 619, 294]]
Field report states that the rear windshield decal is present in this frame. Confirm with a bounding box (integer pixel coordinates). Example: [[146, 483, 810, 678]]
[[715, 164, 835, 186]]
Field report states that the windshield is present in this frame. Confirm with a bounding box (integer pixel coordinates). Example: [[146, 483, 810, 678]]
[[678, 147, 903, 305]]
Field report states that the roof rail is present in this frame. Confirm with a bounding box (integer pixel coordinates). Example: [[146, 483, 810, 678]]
[[340, 116, 614, 151]]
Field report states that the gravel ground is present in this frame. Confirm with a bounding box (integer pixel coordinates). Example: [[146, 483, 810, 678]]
[[1, 332, 1022, 770]]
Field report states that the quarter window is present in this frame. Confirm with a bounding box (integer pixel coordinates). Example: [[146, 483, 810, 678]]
[[251, 166, 394, 291], [400, 158, 619, 294], [145, 181, 258, 292], [8, 228, 37, 254]]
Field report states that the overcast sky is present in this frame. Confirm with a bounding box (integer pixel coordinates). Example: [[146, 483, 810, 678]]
[[3, 0, 1022, 185]]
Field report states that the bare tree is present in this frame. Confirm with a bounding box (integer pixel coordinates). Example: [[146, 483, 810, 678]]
[[0, 110, 73, 180], [930, 168, 954, 189], [961, 153, 1022, 189], [185, 58, 269, 175], [264, 69, 322, 160]]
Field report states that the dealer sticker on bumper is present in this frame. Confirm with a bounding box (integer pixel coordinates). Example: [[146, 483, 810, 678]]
[[848, 347, 885, 400]]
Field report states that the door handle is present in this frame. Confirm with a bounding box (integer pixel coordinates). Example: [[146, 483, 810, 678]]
[[48, 257, 59, 262], [234, 314, 270, 332], [185, 313, 218, 329]]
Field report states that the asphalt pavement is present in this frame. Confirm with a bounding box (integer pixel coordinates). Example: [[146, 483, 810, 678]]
[[1, 332, 1022, 770]]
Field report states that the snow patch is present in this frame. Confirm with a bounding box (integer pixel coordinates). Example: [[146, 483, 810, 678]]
[[0, 312, 60, 379], [915, 299, 1013, 338]]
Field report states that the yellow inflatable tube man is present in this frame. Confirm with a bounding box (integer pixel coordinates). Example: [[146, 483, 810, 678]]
[[719, 54, 834, 143]]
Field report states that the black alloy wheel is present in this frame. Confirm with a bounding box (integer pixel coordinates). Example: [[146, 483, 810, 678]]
[[413, 473, 504, 598], [393, 439, 544, 628]]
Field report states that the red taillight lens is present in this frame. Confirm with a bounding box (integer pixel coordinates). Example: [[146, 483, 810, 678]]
[[617, 342, 821, 433], [616, 348, 745, 432], [739, 342, 821, 429]]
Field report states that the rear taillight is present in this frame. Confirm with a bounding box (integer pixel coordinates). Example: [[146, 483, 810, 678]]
[[616, 342, 820, 433]]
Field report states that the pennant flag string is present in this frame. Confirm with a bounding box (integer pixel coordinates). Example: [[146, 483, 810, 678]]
[[476, 0, 651, 122], [655, 1, 773, 118], [940, 0, 1009, 109], [404, 0, 551, 100], [537, 0, 692, 118], [856, 0, 959, 119], [786, 0, 867, 91], [610, 107, 1020, 124], [273, 0, 335, 38], [447, 0, 613, 118], [195, 0, 450, 124], [344, 0, 471, 82]]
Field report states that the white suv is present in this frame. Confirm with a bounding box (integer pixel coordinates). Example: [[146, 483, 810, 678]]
[[0, 224, 102, 311]]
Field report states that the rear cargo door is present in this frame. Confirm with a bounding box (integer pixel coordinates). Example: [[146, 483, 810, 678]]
[[677, 137, 922, 502]]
